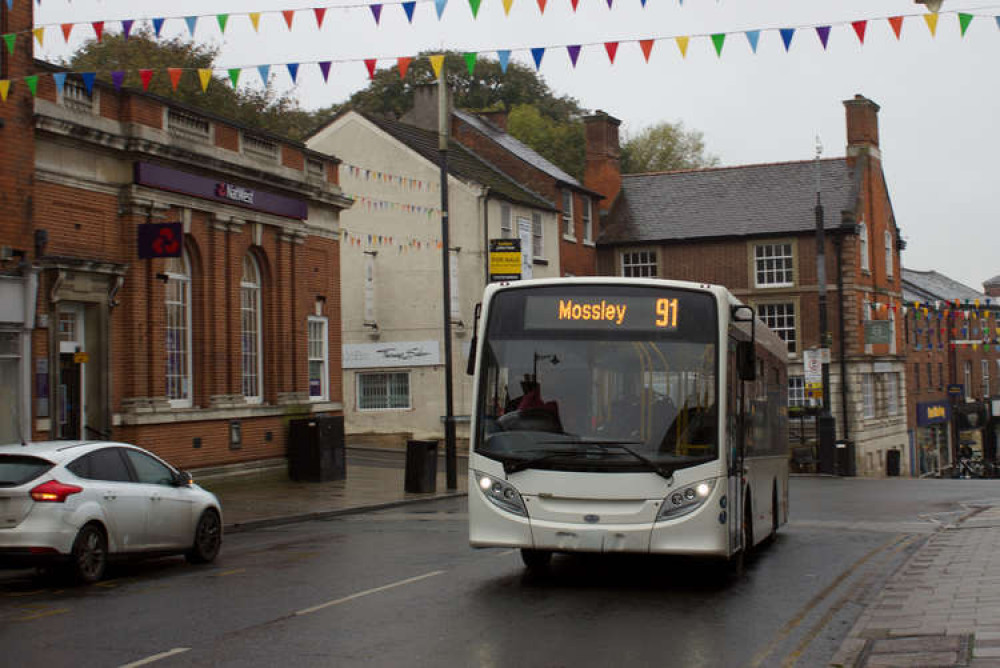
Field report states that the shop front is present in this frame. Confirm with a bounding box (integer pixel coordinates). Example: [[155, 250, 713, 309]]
[[954, 401, 989, 475], [915, 400, 951, 477]]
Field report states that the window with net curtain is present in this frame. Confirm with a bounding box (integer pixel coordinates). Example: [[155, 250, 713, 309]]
[[165, 249, 192, 407], [241, 254, 263, 403]]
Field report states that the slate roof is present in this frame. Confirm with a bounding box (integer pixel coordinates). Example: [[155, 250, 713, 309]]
[[599, 158, 859, 244], [902, 268, 986, 303], [363, 113, 555, 212], [453, 110, 593, 193], [985, 274, 1000, 287]]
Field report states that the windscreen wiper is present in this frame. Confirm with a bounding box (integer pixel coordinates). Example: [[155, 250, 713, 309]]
[[501, 449, 598, 475], [540, 439, 675, 482]]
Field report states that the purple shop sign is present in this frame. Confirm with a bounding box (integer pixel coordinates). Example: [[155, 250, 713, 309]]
[[135, 162, 308, 220]]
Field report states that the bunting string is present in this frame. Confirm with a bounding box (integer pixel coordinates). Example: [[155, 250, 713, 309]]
[[340, 226, 444, 254], [345, 192, 441, 218], [340, 163, 440, 193]]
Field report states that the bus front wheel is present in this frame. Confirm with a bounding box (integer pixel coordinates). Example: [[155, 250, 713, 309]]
[[521, 548, 552, 571]]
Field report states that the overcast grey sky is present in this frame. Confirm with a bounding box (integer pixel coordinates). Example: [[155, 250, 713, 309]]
[[34, 0, 1000, 292]]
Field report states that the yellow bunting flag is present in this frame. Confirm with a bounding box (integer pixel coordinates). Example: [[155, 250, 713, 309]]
[[429, 54, 445, 79], [0, 80, 9, 102], [923, 13, 938, 36], [32, 27, 44, 47], [198, 68, 212, 92], [676, 36, 690, 58], [249, 13, 261, 32], [502, 0, 514, 14]]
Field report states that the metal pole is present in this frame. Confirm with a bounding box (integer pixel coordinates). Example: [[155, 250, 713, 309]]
[[815, 138, 837, 474], [438, 65, 457, 490]]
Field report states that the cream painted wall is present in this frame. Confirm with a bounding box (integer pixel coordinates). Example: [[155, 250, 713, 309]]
[[308, 112, 559, 443]]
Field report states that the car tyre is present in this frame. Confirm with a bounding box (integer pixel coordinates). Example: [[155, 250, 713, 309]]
[[186, 509, 222, 564], [520, 548, 552, 572], [69, 523, 108, 584]]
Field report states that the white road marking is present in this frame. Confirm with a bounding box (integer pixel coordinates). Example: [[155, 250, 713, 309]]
[[118, 647, 191, 668], [294, 570, 446, 617]]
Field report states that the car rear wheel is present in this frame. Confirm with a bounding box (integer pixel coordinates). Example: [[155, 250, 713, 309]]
[[70, 523, 107, 584], [186, 509, 222, 564]]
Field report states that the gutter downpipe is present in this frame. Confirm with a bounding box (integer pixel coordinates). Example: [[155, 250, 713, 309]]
[[836, 218, 850, 441], [481, 187, 490, 285]]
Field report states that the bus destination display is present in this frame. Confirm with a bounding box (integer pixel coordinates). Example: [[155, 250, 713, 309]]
[[523, 294, 681, 331]]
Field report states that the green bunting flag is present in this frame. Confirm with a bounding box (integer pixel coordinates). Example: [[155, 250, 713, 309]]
[[468, 0, 482, 18], [217, 14, 229, 33], [711, 33, 725, 57], [228, 68, 241, 88], [464, 52, 477, 75], [2, 34, 14, 56], [24, 75, 37, 97], [959, 13, 973, 36]]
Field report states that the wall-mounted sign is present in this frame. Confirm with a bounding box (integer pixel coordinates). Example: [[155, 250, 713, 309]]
[[73, 352, 89, 364], [947, 384, 965, 398], [864, 320, 891, 345], [489, 238, 521, 282], [135, 162, 307, 220], [137, 222, 183, 259], [956, 403, 987, 430], [342, 341, 440, 369], [917, 400, 950, 427]]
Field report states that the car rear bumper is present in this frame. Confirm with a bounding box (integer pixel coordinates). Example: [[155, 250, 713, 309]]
[[0, 515, 80, 557]]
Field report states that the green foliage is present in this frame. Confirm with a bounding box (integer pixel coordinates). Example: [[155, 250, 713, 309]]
[[67, 30, 319, 140], [506, 105, 585, 181], [621, 121, 719, 174]]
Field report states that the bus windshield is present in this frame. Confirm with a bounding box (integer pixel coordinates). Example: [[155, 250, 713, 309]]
[[475, 285, 719, 475]]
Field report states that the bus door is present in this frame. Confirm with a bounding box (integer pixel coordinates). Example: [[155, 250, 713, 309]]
[[726, 336, 745, 555]]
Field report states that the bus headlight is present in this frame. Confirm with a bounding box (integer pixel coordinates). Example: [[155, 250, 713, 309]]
[[475, 471, 528, 517], [656, 479, 716, 522]]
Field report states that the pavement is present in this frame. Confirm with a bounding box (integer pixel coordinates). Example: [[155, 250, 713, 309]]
[[193, 449, 1000, 667]]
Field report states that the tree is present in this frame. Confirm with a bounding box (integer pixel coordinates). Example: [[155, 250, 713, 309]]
[[67, 30, 318, 140], [506, 105, 585, 180], [621, 122, 719, 174]]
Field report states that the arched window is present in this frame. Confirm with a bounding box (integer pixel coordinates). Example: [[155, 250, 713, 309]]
[[241, 254, 263, 403], [884, 230, 894, 278], [165, 249, 192, 407], [859, 223, 870, 271]]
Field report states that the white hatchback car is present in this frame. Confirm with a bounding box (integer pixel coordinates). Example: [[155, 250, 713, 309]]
[[0, 441, 222, 583]]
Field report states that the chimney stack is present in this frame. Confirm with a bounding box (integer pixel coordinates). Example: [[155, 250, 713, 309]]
[[843, 94, 880, 160], [401, 83, 453, 133], [584, 111, 622, 215]]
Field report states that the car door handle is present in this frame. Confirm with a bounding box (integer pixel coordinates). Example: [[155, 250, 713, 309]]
[[104, 493, 116, 501]]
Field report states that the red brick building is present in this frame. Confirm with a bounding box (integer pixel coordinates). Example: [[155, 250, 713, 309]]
[[902, 269, 1000, 477], [588, 96, 909, 477], [0, 2, 351, 470]]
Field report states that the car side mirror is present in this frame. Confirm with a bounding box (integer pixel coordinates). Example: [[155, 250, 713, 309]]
[[173, 470, 193, 487]]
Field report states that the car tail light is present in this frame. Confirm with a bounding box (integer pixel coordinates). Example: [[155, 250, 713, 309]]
[[30, 480, 83, 503]]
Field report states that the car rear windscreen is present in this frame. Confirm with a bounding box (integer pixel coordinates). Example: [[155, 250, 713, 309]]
[[0, 455, 55, 487]]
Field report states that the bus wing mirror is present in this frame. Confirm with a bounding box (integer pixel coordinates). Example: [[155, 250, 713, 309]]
[[731, 305, 754, 322], [466, 303, 482, 376], [736, 341, 756, 381]]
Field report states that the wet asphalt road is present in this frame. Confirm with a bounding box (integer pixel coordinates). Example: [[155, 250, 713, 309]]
[[2, 477, 999, 668]]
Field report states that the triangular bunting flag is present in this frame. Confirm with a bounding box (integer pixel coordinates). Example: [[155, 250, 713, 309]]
[[780, 28, 795, 51], [403, 2, 416, 22], [168, 68, 183, 90], [227, 68, 240, 88], [464, 52, 477, 75], [816, 26, 831, 49], [2, 34, 15, 55], [287, 63, 300, 83], [185, 17, 198, 37], [0, 80, 9, 103], [605, 42, 619, 63], [370, 4, 383, 24], [435, 0, 447, 19], [139, 69, 154, 92], [995, 16, 1000, 31], [676, 36, 689, 58], [567, 45, 581, 67], [112, 70, 125, 90], [468, 0, 481, 18], [217, 15, 229, 33], [319, 61, 332, 82], [24, 75, 37, 97], [61, 23, 73, 43], [365, 59, 377, 79], [501, 0, 514, 14], [531, 47, 545, 70], [852, 20, 867, 44], [153, 18, 165, 37], [959, 13, 973, 36], [92, 22, 104, 42], [498, 50, 510, 73], [571, 0, 580, 10], [606, 0, 612, 7], [537, 0, 547, 13], [122, 20, 134, 39], [639, 39, 654, 62], [924, 13, 938, 36], [397, 57, 412, 78], [81, 73, 96, 95], [315, 8, 327, 28], [888, 16, 903, 39], [198, 69, 212, 92], [257, 65, 270, 84], [429, 54, 445, 79], [745, 30, 759, 53], [53, 72, 66, 95], [32, 27, 44, 47], [711, 33, 725, 57], [283, 10, 295, 30], [249, 13, 261, 32]]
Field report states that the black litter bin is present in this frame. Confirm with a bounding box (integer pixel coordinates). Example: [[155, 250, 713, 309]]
[[287, 416, 346, 482], [886, 448, 901, 477], [405, 440, 438, 493], [835, 440, 856, 477]]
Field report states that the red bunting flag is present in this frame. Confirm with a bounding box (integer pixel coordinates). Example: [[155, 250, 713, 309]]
[[852, 20, 867, 44], [639, 39, 654, 62], [92, 22, 104, 42], [365, 59, 377, 79], [314, 7, 327, 28], [888, 16, 903, 39], [283, 10, 295, 30], [397, 57, 412, 78], [604, 42, 619, 64], [167, 68, 183, 90], [537, 0, 546, 12], [139, 69, 154, 91], [61, 23, 73, 42], [570, 0, 579, 10]]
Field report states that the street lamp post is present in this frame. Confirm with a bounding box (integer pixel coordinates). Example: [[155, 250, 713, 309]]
[[438, 65, 457, 490], [815, 139, 837, 474]]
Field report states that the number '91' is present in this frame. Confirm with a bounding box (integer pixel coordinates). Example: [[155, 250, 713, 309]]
[[655, 298, 679, 328]]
